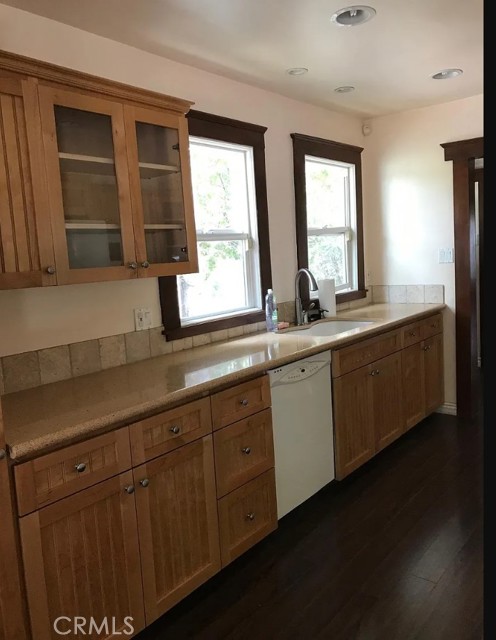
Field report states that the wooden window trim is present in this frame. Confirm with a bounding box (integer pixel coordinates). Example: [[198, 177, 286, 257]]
[[160, 110, 272, 341], [291, 133, 366, 303]]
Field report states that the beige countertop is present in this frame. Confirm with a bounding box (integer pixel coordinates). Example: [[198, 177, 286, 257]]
[[1, 303, 445, 461]]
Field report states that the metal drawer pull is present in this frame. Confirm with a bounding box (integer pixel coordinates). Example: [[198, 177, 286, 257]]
[[74, 463, 87, 473], [170, 425, 181, 434], [240, 399, 249, 407], [124, 485, 135, 494], [46, 265, 56, 275], [140, 479, 150, 488], [423, 345, 431, 351], [241, 447, 251, 455], [370, 369, 380, 376], [408, 331, 416, 337], [128, 262, 138, 270], [246, 512, 255, 521], [141, 261, 150, 269]]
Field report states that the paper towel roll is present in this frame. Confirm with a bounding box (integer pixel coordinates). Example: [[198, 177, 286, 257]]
[[317, 279, 336, 318]]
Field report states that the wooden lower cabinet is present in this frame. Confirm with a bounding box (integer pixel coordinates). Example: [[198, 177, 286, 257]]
[[333, 354, 404, 479], [0, 405, 27, 640], [333, 365, 375, 480], [19, 471, 145, 640], [133, 436, 221, 624], [402, 333, 444, 430], [373, 352, 403, 452], [218, 469, 277, 567]]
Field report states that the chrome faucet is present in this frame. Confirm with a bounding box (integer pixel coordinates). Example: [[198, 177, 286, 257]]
[[295, 268, 318, 325]]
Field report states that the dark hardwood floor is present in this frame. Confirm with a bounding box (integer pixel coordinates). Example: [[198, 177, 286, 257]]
[[136, 413, 483, 640]]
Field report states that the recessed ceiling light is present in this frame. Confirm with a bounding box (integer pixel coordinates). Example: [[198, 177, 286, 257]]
[[286, 67, 309, 76], [331, 6, 376, 26], [334, 85, 355, 93], [431, 68, 463, 80]]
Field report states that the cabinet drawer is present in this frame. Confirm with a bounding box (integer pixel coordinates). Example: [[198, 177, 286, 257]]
[[211, 376, 271, 430], [214, 409, 274, 497], [401, 321, 423, 347], [420, 313, 443, 339], [15, 428, 131, 516], [332, 328, 402, 377], [218, 469, 277, 566], [130, 397, 212, 464]]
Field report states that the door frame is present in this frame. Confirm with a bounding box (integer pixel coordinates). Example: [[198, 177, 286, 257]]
[[441, 137, 483, 419]]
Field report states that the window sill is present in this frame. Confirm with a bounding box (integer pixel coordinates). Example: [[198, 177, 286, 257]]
[[336, 289, 368, 304], [164, 309, 265, 341]]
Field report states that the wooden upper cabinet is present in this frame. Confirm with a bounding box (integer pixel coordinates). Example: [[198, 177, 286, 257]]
[[0, 73, 54, 289], [124, 105, 198, 276], [38, 85, 138, 285]]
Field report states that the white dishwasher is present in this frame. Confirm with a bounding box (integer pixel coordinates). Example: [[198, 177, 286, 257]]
[[269, 350, 335, 519]]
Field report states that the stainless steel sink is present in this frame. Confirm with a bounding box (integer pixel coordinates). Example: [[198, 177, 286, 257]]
[[285, 319, 374, 337]]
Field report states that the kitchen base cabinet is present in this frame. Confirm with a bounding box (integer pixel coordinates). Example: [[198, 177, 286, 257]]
[[218, 469, 277, 567], [402, 343, 426, 430], [134, 436, 220, 624], [373, 352, 403, 452], [19, 472, 145, 640], [424, 333, 444, 415], [333, 366, 375, 480]]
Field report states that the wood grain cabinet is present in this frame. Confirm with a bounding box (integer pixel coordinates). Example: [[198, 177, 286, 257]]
[[0, 406, 27, 640], [133, 436, 220, 623], [333, 314, 444, 479], [0, 51, 198, 289], [0, 72, 54, 290], [20, 472, 146, 640]]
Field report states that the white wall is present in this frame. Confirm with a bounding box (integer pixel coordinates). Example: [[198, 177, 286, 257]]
[[363, 94, 484, 406], [0, 4, 363, 356]]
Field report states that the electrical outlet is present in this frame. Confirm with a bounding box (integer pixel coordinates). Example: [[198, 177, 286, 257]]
[[438, 248, 455, 264], [134, 308, 152, 331]]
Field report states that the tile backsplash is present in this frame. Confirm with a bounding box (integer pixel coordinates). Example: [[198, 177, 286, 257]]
[[0, 286, 442, 395]]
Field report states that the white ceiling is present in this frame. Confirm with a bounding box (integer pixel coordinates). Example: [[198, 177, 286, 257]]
[[2, 0, 483, 118]]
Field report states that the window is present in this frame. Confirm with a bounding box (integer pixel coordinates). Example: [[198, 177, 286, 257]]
[[160, 111, 272, 339], [292, 133, 365, 303]]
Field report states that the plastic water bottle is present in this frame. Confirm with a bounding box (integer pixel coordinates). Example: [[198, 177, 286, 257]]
[[265, 289, 278, 331]]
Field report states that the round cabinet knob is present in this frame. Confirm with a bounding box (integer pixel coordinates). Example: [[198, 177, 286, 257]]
[[74, 462, 87, 473], [140, 479, 150, 488], [241, 447, 251, 455], [246, 512, 255, 521], [0, 449, 6, 461], [128, 262, 138, 270], [240, 399, 249, 407], [170, 425, 181, 435], [46, 266, 56, 275], [141, 261, 150, 269], [124, 485, 135, 494], [409, 331, 416, 337], [370, 369, 380, 376], [423, 345, 431, 351]]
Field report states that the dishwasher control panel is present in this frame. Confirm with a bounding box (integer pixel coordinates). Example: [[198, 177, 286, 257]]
[[269, 357, 330, 386]]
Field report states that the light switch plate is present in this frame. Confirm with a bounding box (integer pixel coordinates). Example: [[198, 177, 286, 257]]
[[134, 308, 152, 331], [438, 248, 454, 263]]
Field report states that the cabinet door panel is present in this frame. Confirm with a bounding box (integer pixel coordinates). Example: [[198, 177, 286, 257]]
[[333, 365, 374, 479], [424, 333, 444, 414], [402, 344, 426, 430], [20, 472, 144, 640], [372, 352, 403, 451], [0, 74, 54, 289], [0, 405, 27, 640], [134, 436, 220, 624], [39, 85, 137, 284], [125, 105, 198, 277]]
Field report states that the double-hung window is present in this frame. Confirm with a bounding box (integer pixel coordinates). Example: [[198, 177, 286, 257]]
[[161, 111, 272, 339], [292, 134, 365, 303]]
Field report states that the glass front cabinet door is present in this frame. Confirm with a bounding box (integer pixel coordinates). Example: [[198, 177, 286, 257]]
[[38, 85, 197, 284], [124, 106, 198, 277]]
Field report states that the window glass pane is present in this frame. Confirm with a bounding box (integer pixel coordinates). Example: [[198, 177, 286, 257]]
[[308, 234, 346, 287], [190, 141, 250, 232], [305, 157, 350, 228], [178, 240, 248, 321]]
